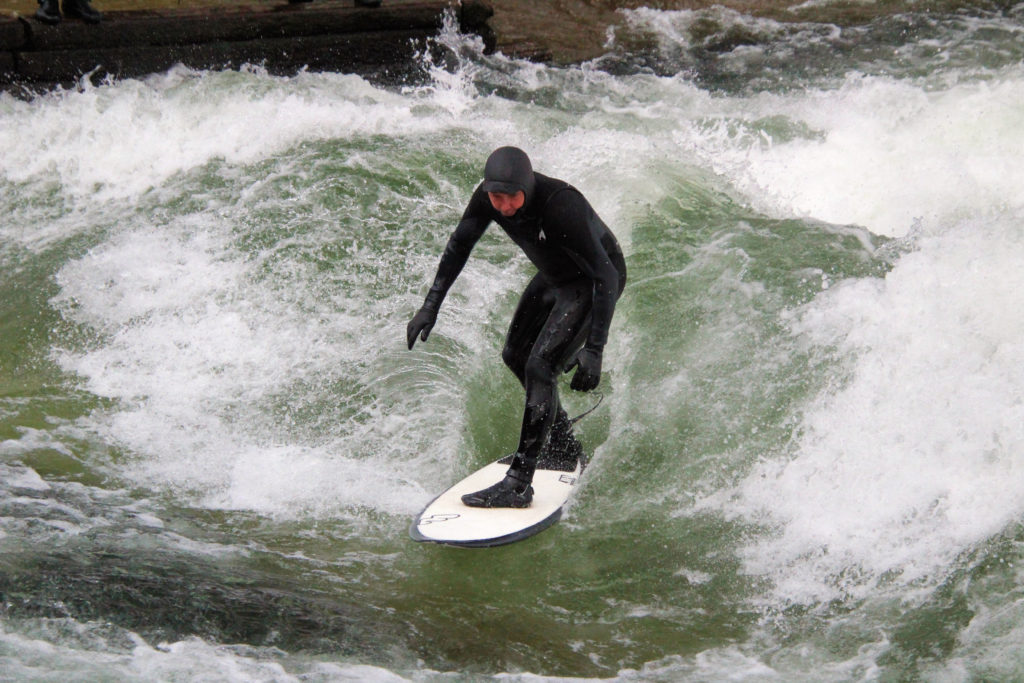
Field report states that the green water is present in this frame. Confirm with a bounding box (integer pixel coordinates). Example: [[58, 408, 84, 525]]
[[3, 4, 1024, 681]]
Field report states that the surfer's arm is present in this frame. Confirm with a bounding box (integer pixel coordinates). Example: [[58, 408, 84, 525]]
[[543, 191, 621, 391], [564, 244, 619, 391], [408, 191, 491, 349], [423, 193, 492, 311], [544, 192, 620, 351]]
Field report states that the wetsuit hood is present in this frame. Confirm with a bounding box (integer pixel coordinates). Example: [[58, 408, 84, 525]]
[[480, 146, 536, 205]]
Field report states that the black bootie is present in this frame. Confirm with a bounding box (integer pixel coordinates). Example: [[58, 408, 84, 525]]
[[62, 0, 102, 23], [35, 0, 61, 24], [462, 455, 534, 508], [537, 411, 585, 471]]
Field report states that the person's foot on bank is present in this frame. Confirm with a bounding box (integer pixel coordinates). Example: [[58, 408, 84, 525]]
[[62, 0, 102, 23], [35, 0, 61, 24], [462, 474, 533, 508]]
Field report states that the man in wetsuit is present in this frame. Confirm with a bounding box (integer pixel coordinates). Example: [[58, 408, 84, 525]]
[[407, 146, 626, 508]]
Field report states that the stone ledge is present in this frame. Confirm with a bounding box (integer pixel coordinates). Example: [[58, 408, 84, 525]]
[[1, 0, 501, 92]]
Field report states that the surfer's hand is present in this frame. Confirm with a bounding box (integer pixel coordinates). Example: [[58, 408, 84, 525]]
[[567, 346, 602, 392], [407, 306, 437, 349]]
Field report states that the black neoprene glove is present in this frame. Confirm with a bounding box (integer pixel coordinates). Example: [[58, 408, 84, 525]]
[[567, 346, 603, 391], [407, 306, 438, 350]]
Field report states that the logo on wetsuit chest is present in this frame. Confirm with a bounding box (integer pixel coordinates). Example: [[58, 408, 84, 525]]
[[538, 228, 546, 242]]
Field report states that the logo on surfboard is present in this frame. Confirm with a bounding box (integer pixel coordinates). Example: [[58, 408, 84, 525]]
[[419, 513, 461, 525]]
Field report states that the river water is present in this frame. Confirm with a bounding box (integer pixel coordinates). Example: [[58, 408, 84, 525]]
[[2, 3, 1023, 680]]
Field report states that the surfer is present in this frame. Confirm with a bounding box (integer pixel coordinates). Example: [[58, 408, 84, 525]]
[[407, 146, 626, 508]]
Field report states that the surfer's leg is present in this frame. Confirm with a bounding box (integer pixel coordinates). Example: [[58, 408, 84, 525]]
[[464, 263, 627, 507], [502, 275, 579, 465], [463, 281, 592, 508], [515, 280, 592, 465], [502, 276, 590, 445], [463, 277, 552, 509], [540, 407, 586, 471], [540, 262, 627, 469], [501, 274, 553, 388]]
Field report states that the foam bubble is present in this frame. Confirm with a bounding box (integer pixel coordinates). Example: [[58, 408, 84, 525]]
[[616, 21, 1024, 239], [721, 216, 1024, 605], [937, 596, 1024, 681], [0, 618, 413, 683], [50, 221, 447, 517], [0, 65, 475, 203], [730, 71, 1024, 237], [47, 181, 510, 519]]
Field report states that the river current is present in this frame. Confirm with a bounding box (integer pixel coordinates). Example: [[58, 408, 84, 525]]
[[2, 3, 1023, 680]]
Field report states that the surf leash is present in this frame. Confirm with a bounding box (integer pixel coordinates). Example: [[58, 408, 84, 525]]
[[569, 392, 604, 425]]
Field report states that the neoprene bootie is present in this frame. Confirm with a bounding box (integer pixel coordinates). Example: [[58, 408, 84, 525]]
[[62, 0, 101, 23], [538, 411, 585, 471], [462, 455, 534, 508], [35, 0, 61, 24]]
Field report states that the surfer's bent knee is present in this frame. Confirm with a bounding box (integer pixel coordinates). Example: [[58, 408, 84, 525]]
[[524, 354, 557, 386]]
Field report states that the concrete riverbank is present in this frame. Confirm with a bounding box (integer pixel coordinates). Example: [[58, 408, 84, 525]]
[[1, 0, 927, 94], [0, 0, 507, 92]]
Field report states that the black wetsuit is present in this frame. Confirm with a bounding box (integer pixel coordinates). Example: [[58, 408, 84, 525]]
[[409, 148, 626, 507]]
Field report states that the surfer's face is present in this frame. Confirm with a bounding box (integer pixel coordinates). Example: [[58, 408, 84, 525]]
[[488, 191, 525, 217]]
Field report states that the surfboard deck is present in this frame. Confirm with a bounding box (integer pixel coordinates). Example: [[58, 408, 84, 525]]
[[410, 457, 584, 548]]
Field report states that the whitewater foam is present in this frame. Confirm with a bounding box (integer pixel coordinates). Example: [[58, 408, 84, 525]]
[[0, 64, 479, 204], [717, 215, 1024, 605]]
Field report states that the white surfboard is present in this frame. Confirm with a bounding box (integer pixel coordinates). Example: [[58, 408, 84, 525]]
[[410, 457, 584, 548]]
